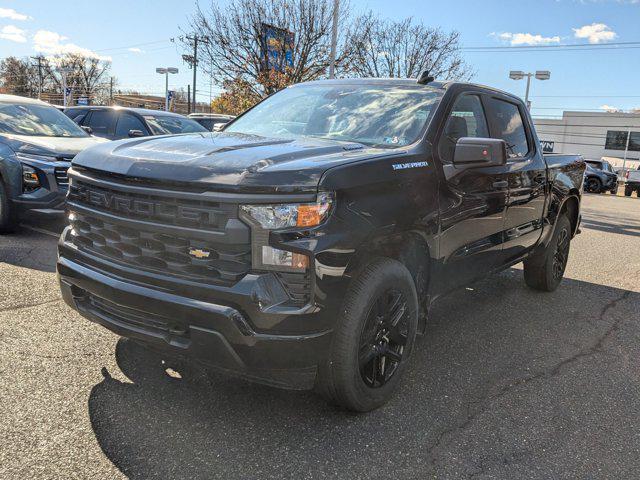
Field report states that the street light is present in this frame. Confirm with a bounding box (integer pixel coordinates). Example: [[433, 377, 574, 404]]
[[509, 70, 551, 109], [156, 67, 179, 111]]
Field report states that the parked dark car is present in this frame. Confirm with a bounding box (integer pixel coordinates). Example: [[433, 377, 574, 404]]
[[0, 94, 106, 232], [188, 113, 235, 131], [584, 159, 618, 194], [64, 106, 207, 140], [58, 78, 585, 411]]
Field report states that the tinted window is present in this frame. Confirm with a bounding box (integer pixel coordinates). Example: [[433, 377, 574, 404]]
[[115, 113, 147, 139], [438, 94, 489, 163], [195, 118, 215, 131], [487, 98, 529, 159], [143, 115, 207, 135], [605, 130, 640, 152], [86, 110, 116, 138]]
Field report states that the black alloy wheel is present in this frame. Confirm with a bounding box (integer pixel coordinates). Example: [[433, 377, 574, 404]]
[[552, 226, 570, 280], [358, 289, 408, 388]]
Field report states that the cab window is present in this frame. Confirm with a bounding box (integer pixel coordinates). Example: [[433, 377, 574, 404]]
[[486, 97, 530, 159], [438, 94, 489, 163]]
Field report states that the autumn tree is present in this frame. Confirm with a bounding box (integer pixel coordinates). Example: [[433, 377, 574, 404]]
[[183, 0, 351, 97]]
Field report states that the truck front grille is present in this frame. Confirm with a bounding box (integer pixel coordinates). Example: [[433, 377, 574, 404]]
[[66, 172, 252, 286]]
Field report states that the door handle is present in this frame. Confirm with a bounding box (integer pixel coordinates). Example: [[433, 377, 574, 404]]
[[492, 180, 509, 189]]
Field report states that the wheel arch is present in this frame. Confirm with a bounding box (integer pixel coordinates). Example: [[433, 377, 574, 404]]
[[346, 231, 432, 334]]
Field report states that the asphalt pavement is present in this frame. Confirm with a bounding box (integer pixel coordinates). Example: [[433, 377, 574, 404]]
[[1, 194, 640, 480]]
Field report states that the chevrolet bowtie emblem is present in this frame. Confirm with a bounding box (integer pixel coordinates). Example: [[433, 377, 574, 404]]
[[189, 248, 211, 259]]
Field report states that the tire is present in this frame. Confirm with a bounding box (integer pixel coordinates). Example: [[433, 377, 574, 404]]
[[0, 180, 18, 233], [315, 257, 418, 412], [610, 187, 618, 195], [625, 187, 633, 197], [585, 177, 601, 193], [523, 214, 572, 292]]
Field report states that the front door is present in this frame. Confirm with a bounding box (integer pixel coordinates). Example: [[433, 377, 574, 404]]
[[435, 92, 510, 294]]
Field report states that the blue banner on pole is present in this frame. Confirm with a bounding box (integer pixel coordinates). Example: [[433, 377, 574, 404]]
[[261, 23, 294, 72]]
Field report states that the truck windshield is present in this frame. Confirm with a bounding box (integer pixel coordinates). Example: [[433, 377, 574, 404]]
[[0, 102, 89, 138], [225, 83, 442, 148]]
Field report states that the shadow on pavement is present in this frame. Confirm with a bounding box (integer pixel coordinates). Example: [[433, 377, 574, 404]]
[[87, 269, 640, 479]]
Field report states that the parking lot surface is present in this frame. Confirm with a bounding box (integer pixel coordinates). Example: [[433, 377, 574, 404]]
[[1, 194, 639, 479]]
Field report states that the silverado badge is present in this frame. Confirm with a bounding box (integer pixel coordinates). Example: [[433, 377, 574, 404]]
[[188, 248, 211, 259]]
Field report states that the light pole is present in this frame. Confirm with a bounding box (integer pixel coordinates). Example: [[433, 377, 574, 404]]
[[509, 70, 550, 109], [156, 67, 178, 111]]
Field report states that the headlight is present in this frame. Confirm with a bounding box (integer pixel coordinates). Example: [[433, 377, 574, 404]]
[[22, 164, 40, 190], [240, 192, 333, 230]]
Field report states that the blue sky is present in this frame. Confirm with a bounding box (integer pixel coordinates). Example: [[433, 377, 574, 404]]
[[0, 0, 639, 116]]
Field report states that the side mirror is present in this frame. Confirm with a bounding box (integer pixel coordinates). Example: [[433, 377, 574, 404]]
[[128, 129, 145, 138], [453, 137, 507, 168], [81, 125, 93, 135]]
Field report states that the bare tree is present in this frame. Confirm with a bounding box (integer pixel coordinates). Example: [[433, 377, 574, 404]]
[[43, 54, 112, 101], [0, 57, 39, 96], [183, 0, 351, 96], [347, 13, 472, 81]]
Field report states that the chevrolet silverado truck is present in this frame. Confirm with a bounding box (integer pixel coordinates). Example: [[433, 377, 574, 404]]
[[0, 94, 106, 232], [57, 78, 585, 411]]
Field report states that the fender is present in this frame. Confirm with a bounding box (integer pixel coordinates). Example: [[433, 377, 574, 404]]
[[0, 143, 21, 199]]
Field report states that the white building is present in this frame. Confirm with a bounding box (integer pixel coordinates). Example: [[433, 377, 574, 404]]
[[533, 111, 640, 171]]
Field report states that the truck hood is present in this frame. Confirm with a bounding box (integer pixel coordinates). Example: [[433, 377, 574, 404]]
[[1, 134, 108, 158], [72, 132, 396, 192]]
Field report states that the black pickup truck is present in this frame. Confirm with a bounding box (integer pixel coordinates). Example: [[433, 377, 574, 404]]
[[58, 78, 585, 411]]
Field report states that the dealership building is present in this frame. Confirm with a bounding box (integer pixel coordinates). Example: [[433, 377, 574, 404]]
[[533, 111, 640, 171]]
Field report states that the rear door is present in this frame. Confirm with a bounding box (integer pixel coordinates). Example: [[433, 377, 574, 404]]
[[484, 95, 547, 262], [436, 91, 511, 293]]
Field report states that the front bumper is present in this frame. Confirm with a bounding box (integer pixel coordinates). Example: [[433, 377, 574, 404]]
[[57, 240, 335, 390], [11, 159, 69, 214]]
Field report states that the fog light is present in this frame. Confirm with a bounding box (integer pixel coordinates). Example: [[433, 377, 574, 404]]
[[262, 246, 309, 270]]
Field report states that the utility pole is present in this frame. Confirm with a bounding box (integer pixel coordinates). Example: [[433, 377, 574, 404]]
[[187, 84, 191, 114], [623, 127, 631, 174], [328, 0, 339, 79], [183, 35, 210, 113], [30, 55, 43, 99], [109, 76, 114, 105]]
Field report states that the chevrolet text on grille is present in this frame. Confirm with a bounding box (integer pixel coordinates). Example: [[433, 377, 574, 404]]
[[72, 185, 218, 224]]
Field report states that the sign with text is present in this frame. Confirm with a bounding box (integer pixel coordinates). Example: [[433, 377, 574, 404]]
[[540, 140, 555, 153]]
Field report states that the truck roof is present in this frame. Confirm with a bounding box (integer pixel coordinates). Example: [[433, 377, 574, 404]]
[[297, 78, 523, 103]]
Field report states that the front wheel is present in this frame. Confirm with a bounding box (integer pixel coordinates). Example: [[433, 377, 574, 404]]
[[523, 214, 572, 292], [585, 177, 602, 193], [625, 187, 633, 197], [316, 258, 418, 412]]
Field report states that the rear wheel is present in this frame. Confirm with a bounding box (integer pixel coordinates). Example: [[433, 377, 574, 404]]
[[625, 187, 633, 197], [0, 180, 18, 233], [523, 214, 571, 292], [316, 258, 418, 412], [585, 177, 601, 193]]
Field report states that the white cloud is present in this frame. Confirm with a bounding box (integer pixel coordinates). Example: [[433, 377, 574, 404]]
[[32, 30, 111, 61], [127, 47, 144, 53], [491, 32, 561, 46], [573, 23, 617, 43], [0, 25, 26, 42], [0, 7, 31, 21], [600, 104, 622, 112]]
